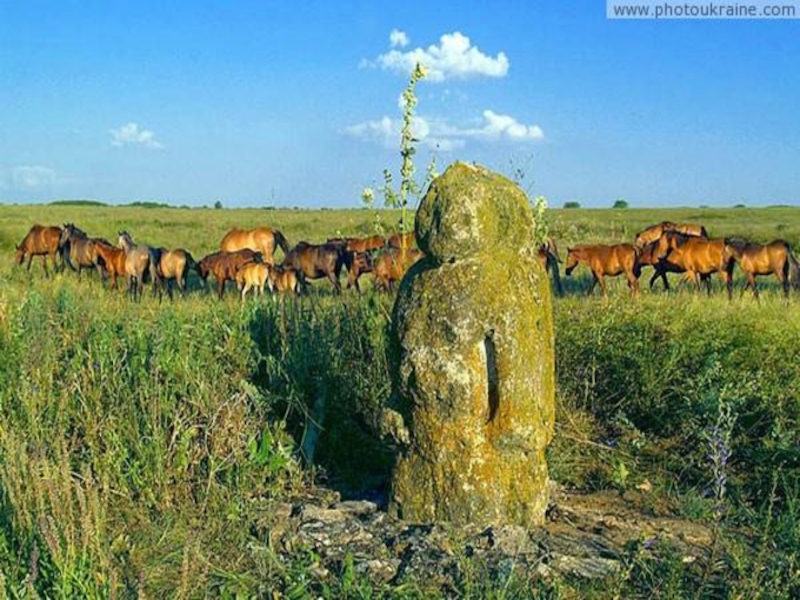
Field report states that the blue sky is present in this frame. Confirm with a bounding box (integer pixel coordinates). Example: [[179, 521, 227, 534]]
[[1, 0, 798, 207]]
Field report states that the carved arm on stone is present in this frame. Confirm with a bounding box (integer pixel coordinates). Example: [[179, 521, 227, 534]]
[[379, 392, 410, 448]]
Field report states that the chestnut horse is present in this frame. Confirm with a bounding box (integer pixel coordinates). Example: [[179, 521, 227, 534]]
[[60, 223, 106, 281], [14, 225, 62, 276], [269, 265, 300, 296], [235, 262, 271, 302], [653, 232, 733, 298], [723, 238, 800, 298], [373, 247, 423, 293], [387, 231, 415, 250], [220, 227, 289, 266], [153, 248, 197, 300], [565, 244, 641, 297], [634, 221, 708, 248], [282, 242, 345, 294], [94, 241, 127, 290], [197, 249, 261, 299], [334, 235, 386, 253]]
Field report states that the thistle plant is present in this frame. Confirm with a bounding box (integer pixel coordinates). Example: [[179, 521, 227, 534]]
[[705, 398, 736, 520]]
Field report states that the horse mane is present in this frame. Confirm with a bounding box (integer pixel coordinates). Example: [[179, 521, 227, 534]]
[[723, 237, 751, 257]]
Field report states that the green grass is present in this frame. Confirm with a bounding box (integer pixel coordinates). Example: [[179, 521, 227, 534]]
[[1, 204, 799, 597]]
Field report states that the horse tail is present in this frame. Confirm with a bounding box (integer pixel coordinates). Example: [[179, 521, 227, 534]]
[[700, 226, 709, 238], [787, 244, 800, 291], [274, 230, 290, 256]]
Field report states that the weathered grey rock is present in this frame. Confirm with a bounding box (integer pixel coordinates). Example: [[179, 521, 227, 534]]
[[384, 162, 555, 527]]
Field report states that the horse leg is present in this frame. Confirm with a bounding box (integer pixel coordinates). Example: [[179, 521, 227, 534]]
[[747, 273, 759, 300], [26, 254, 33, 272], [41, 255, 50, 278], [628, 270, 640, 297], [328, 271, 342, 294]]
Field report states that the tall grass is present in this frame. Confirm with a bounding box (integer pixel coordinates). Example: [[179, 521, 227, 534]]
[[1, 205, 800, 596]]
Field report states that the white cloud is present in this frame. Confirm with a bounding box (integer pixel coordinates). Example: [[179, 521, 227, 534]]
[[389, 29, 409, 48], [109, 122, 163, 148], [376, 31, 509, 82], [346, 109, 542, 151], [11, 165, 57, 189]]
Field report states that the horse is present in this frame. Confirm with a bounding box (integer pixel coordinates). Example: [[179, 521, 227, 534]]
[[153, 248, 197, 300], [14, 225, 63, 276], [94, 241, 127, 290], [634, 221, 708, 248], [220, 227, 290, 266], [235, 262, 271, 302], [564, 244, 641, 297], [723, 238, 800, 298], [197, 249, 261, 299], [344, 251, 373, 293], [117, 231, 158, 301], [653, 232, 733, 298], [537, 237, 563, 296], [326, 235, 386, 254], [372, 247, 423, 293], [282, 242, 345, 294], [59, 223, 107, 281], [269, 265, 300, 296], [387, 231, 415, 250]]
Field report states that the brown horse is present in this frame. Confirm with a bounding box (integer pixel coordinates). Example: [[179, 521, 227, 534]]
[[565, 244, 641, 297], [282, 242, 345, 294], [197, 249, 261, 299], [723, 238, 800, 298], [654, 232, 733, 297], [235, 262, 271, 302], [14, 225, 63, 276], [329, 235, 386, 253], [537, 238, 563, 296], [344, 251, 373, 293], [387, 231, 415, 250], [269, 265, 300, 296], [153, 248, 197, 300], [94, 241, 127, 290], [220, 227, 290, 266], [634, 221, 708, 248], [373, 247, 423, 293], [60, 223, 106, 281], [117, 231, 158, 301]]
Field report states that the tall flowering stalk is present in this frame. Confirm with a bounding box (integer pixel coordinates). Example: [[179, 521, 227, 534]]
[[705, 399, 736, 519]]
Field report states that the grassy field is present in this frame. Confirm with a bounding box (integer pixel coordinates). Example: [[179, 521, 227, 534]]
[[0, 204, 799, 597]]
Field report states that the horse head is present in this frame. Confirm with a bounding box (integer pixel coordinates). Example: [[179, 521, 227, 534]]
[[564, 247, 578, 276]]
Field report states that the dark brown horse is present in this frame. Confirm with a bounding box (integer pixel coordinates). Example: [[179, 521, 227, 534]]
[[344, 251, 373, 293], [94, 241, 127, 290], [197, 249, 261, 299], [60, 223, 106, 281], [282, 242, 345, 294], [153, 248, 197, 300], [14, 225, 63, 276], [654, 232, 733, 298], [723, 238, 800, 298], [634, 221, 708, 248], [373, 247, 423, 293], [537, 237, 563, 296], [565, 244, 641, 297], [220, 227, 289, 266]]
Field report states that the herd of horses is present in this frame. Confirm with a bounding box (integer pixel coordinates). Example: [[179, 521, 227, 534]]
[[561, 220, 800, 298], [13, 219, 800, 301], [13, 224, 424, 301]]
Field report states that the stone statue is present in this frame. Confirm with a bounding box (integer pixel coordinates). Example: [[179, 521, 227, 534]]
[[383, 162, 555, 527]]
